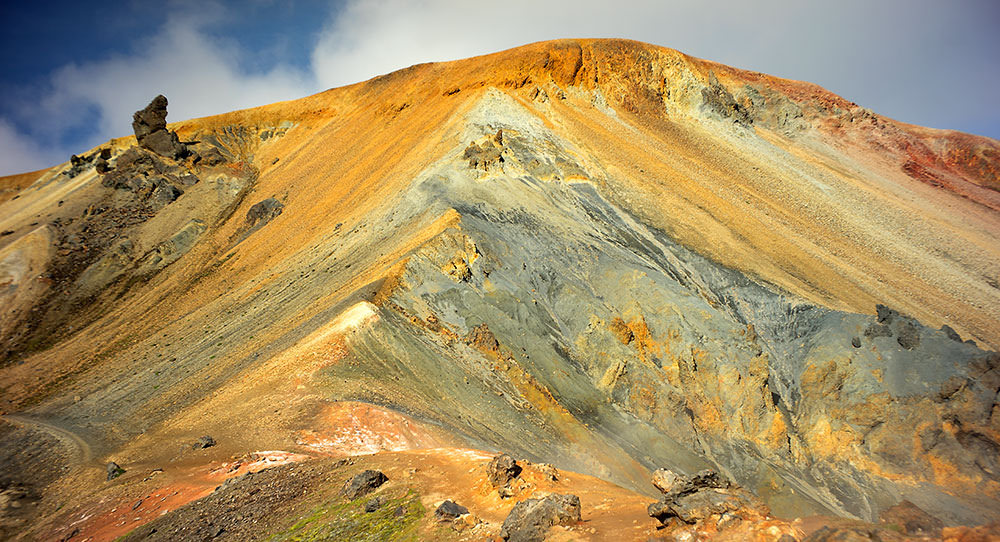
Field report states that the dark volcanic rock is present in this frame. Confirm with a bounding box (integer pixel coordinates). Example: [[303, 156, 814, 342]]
[[941, 325, 963, 342], [863, 323, 892, 339], [647, 469, 764, 527], [192, 435, 216, 449], [434, 499, 469, 520], [141, 129, 187, 161], [875, 304, 898, 324], [132, 95, 187, 160], [106, 462, 125, 481], [500, 493, 581, 542], [341, 469, 387, 500], [364, 496, 382, 513], [245, 198, 284, 229], [132, 95, 169, 140], [487, 453, 522, 489], [192, 145, 227, 167], [895, 321, 920, 350]]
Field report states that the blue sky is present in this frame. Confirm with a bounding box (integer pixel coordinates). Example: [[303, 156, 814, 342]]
[[1, 0, 998, 175]]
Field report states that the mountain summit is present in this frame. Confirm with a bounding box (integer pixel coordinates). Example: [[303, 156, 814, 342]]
[[1, 39, 998, 540]]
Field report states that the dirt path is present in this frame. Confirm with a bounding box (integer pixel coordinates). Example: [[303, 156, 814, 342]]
[[2, 414, 94, 465]]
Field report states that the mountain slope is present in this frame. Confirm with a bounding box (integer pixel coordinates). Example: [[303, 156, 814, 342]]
[[0, 39, 998, 540]]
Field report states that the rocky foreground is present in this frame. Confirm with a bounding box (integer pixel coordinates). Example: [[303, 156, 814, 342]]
[[1, 39, 999, 540]]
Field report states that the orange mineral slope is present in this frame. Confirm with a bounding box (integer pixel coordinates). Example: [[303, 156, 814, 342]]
[[169, 38, 999, 348]]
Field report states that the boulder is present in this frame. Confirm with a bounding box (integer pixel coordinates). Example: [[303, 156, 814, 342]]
[[651, 468, 682, 494], [341, 470, 387, 500], [364, 497, 381, 513], [487, 453, 522, 490], [500, 493, 581, 542], [191, 145, 227, 166], [141, 129, 187, 161], [245, 198, 284, 229], [131, 95, 188, 160], [434, 500, 469, 520], [132, 95, 169, 140], [647, 469, 764, 528]]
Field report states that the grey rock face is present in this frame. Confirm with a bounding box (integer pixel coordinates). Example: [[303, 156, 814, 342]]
[[315, 95, 1000, 525], [500, 493, 581, 542], [701, 71, 753, 127]]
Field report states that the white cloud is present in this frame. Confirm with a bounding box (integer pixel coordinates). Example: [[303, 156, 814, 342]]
[[40, 12, 315, 143], [2, 8, 317, 176], [311, 0, 1000, 132], [2, 0, 997, 176], [0, 119, 62, 175]]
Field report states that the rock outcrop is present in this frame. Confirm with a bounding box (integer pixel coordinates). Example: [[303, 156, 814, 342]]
[[132, 95, 187, 160], [487, 453, 526, 498], [341, 470, 387, 500], [647, 469, 767, 529], [500, 493, 581, 542]]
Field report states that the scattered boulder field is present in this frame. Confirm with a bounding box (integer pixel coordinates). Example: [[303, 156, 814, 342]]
[[1, 38, 999, 540]]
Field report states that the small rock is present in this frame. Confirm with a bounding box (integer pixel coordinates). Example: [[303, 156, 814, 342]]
[[851, 336, 861, 348], [107, 462, 126, 481], [435, 500, 469, 520], [487, 453, 522, 490], [536, 463, 559, 482], [342, 469, 388, 500], [245, 198, 284, 229], [364, 497, 382, 513], [651, 468, 682, 494], [193, 435, 216, 449], [500, 493, 581, 542]]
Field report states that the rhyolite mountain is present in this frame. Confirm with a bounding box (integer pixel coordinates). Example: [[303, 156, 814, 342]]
[[0, 39, 998, 540]]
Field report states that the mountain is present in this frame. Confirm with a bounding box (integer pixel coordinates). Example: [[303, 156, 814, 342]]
[[0, 39, 998, 541]]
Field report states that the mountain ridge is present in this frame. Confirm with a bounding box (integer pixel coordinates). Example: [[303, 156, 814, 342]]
[[0, 38, 998, 540]]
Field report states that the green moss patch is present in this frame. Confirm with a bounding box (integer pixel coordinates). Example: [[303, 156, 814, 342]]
[[268, 487, 425, 542]]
